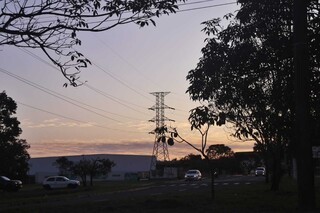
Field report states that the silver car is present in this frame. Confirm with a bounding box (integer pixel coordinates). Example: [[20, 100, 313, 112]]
[[255, 167, 266, 176], [184, 169, 202, 181]]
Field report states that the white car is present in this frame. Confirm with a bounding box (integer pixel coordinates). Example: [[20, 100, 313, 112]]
[[255, 167, 266, 176], [184, 169, 202, 181], [42, 176, 80, 190]]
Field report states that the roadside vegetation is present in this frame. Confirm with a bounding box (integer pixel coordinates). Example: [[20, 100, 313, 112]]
[[0, 176, 319, 213]]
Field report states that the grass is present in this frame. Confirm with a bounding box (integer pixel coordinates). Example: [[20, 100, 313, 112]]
[[0, 177, 319, 213]]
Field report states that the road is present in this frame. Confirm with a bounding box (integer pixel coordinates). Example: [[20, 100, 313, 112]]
[[93, 175, 265, 201]]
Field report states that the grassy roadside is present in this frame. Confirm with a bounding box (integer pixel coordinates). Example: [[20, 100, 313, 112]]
[[0, 177, 319, 213]]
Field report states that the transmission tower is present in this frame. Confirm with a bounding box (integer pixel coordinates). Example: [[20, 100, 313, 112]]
[[149, 92, 174, 171]]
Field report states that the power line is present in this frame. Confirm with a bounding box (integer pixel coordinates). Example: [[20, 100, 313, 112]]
[[19, 48, 151, 115], [17, 101, 147, 133], [9, 1, 237, 25], [0, 67, 124, 123], [2, 0, 239, 123], [178, 0, 225, 7], [0, 67, 150, 133], [82, 83, 148, 115], [89, 1, 237, 110], [11, 2, 238, 114], [177, 1, 237, 13], [83, 1, 239, 24], [92, 61, 154, 102], [17, 102, 108, 129], [93, 35, 165, 93]]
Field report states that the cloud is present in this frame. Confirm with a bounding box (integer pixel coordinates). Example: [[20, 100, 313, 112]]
[[29, 139, 155, 158], [124, 120, 151, 132], [22, 118, 96, 129], [26, 120, 254, 159], [28, 135, 254, 160], [28, 137, 193, 159]]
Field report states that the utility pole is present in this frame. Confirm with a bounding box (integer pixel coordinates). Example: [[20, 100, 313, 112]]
[[148, 92, 174, 174], [293, 0, 315, 210]]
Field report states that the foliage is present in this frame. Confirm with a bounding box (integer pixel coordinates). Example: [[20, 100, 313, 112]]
[[154, 118, 222, 200], [234, 152, 263, 174], [0, 91, 30, 180], [153, 102, 227, 199], [0, 0, 185, 86], [177, 150, 238, 175], [177, 154, 206, 173], [72, 158, 92, 186], [53, 157, 74, 176], [54, 156, 115, 186], [186, 0, 320, 192], [153, 103, 225, 159], [180, 153, 202, 161], [206, 144, 234, 160]]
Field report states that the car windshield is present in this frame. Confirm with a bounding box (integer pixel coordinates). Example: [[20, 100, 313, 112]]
[[187, 170, 198, 174], [256, 167, 265, 170]]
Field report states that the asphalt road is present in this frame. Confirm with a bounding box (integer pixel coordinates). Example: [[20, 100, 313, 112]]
[[93, 175, 265, 201]]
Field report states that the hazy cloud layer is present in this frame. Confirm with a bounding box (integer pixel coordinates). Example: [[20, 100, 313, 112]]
[[23, 118, 96, 128], [29, 137, 254, 159]]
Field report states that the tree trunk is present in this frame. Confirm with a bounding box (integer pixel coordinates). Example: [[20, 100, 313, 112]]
[[264, 151, 270, 184], [90, 175, 93, 186], [293, 0, 315, 210], [270, 149, 281, 191], [210, 168, 215, 200], [206, 159, 215, 200], [82, 175, 87, 187]]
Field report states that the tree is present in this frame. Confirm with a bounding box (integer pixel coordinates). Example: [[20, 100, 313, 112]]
[[155, 103, 225, 199], [53, 156, 74, 176], [54, 156, 115, 186], [187, 8, 293, 189], [186, 0, 319, 208], [0, 0, 184, 86], [86, 158, 115, 186], [180, 153, 202, 161], [71, 158, 91, 186], [0, 91, 30, 180], [206, 144, 234, 160], [205, 144, 236, 175], [187, 0, 320, 193]]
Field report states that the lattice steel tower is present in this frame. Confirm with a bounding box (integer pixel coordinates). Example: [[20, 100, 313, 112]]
[[149, 92, 174, 167]]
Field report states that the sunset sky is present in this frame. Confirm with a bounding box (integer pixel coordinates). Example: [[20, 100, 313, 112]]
[[0, 0, 254, 159]]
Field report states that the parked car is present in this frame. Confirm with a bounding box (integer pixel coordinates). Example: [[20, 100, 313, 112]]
[[42, 176, 80, 190], [0, 176, 23, 192], [255, 167, 266, 176], [184, 169, 202, 181]]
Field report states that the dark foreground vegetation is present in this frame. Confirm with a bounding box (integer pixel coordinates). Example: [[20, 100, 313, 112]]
[[0, 177, 319, 213]]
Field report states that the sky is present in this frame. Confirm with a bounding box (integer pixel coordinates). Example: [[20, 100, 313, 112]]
[[0, 0, 254, 160]]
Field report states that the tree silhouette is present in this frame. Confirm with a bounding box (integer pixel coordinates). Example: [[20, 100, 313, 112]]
[[186, 0, 319, 208], [54, 156, 115, 186], [53, 156, 74, 176], [187, 0, 319, 187], [0, 91, 30, 180], [0, 0, 184, 86], [206, 144, 234, 160]]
